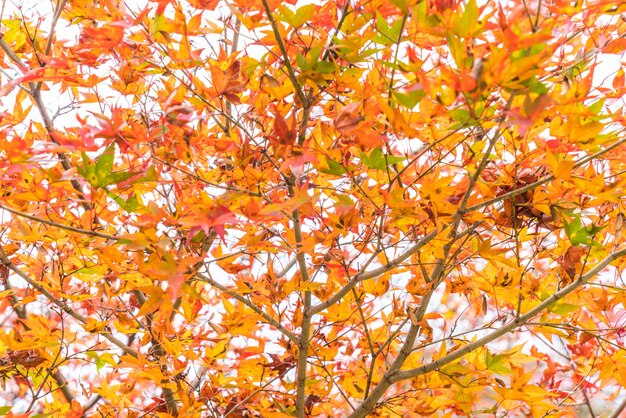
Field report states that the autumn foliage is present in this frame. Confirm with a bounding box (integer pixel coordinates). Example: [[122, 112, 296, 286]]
[[2, 0, 626, 416]]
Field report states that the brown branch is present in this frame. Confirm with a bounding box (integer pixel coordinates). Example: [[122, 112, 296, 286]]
[[462, 135, 626, 215], [347, 243, 626, 417], [222, 375, 281, 418], [132, 291, 178, 416], [346, 283, 440, 418], [608, 396, 626, 418], [35, 0, 67, 94], [292, 209, 311, 418], [346, 224, 459, 418], [260, 0, 308, 107], [194, 272, 297, 343], [390, 247, 626, 383], [0, 246, 138, 358], [0, 203, 120, 241], [307, 228, 441, 316]]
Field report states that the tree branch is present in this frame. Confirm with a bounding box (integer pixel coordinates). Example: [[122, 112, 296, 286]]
[[0, 246, 138, 358], [194, 272, 297, 343], [0, 203, 119, 241], [346, 223, 459, 418], [307, 228, 441, 316], [292, 208, 311, 418], [608, 396, 626, 418], [260, 0, 308, 107], [132, 291, 178, 416], [391, 247, 626, 383]]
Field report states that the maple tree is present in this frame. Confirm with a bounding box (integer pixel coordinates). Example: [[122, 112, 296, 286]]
[[2, 0, 626, 416]]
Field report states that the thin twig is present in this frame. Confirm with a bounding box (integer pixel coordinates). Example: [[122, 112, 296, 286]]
[[0, 246, 138, 357], [0, 203, 119, 241], [194, 272, 297, 343], [260, 0, 308, 107]]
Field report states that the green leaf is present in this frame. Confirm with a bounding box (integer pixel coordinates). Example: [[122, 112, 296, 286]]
[[149, 14, 165, 36], [107, 170, 139, 186], [485, 351, 512, 374], [292, 4, 316, 28], [313, 61, 336, 74], [376, 13, 389, 34], [527, 77, 549, 94], [85, 351, 115, 373], [563, 214, 604, 246], [77, 152, 94, 179], [455, 0, 479, 37], [447, 34, 465, 68], [362, 147, 405, 170], [393, 89, 425, 108], [588, 98, 605, 115], [388, 18, 404, 40], [334, 194, 355, 208], [278, 6, 295, 26], [107, 191, 143, 213], [373, 13, 403, 45], [563, 214, 582, 238], [78, 144, 120, 188], [321, 158, 348, 175], [449, 108, 475, 126], [0, 406, 11, 416], [132, 166, 158, 183], [296, 53, 309, 71], [549, 302, 579, 316], [389, 0, 408, 12], [95, 144, 116, 180]]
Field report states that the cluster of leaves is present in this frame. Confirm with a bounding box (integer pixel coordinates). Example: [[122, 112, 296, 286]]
[[1, 0, 626, 416]]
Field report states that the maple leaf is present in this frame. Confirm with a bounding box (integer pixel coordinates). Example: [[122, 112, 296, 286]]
[[210, 60, 248, 104], [272, 113, 295, 145], [189, 0, 220, 10], [79, 22, 126, 49], [4, 350, 46, 368], [2, 1, 626, 417], [0, 67, 45, 96], [334, 102, 363, 133], [180, 204, 237, 242]]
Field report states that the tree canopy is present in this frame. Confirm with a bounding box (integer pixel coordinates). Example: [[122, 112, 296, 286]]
[[2, 0, 626, 416]]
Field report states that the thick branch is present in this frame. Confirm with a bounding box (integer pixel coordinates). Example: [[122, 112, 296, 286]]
[[346, 290, 437, 418], [194, 272, 297, 343], [346, 229, 457, 418], [307, 228, 440, 316], [391, 247, 626, 382], [292, 209, 311, 418], [346, 247, 626, 416], [609, 396, 626, 418]]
